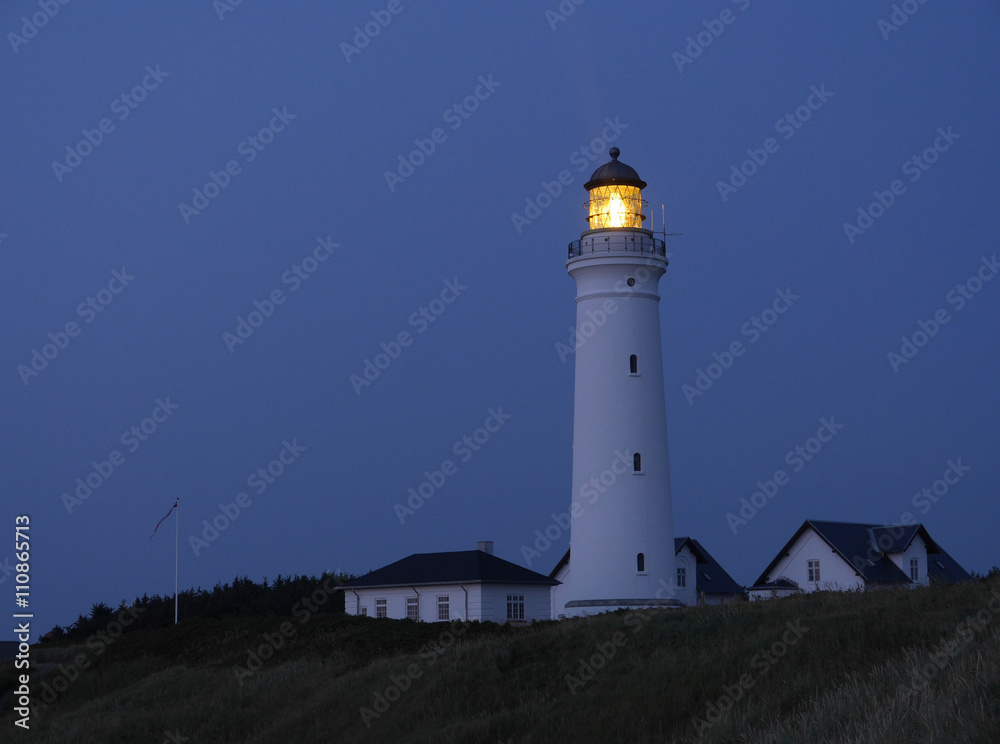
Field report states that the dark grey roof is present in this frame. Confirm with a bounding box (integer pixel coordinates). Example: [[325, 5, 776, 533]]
[[343, 550, 559, 589], [675, 537, 745, 596], [584, 147, 647, 191], [752, 520, 971, 587], [927, 548, 973, 583]]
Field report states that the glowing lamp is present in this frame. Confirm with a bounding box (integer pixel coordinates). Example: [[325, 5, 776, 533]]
[[583, 147, 647, 229]]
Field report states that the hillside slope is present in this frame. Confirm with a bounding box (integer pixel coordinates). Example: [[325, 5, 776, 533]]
[[3, 579, 999, 743]]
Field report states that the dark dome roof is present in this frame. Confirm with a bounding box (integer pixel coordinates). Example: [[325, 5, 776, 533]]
[[584, 147, 647, 190]]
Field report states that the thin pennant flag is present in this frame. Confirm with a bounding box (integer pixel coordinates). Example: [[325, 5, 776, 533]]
[[150, 499, 178, 539]]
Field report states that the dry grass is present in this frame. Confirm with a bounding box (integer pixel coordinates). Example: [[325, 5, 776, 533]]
[[2, 579, 998, 743]]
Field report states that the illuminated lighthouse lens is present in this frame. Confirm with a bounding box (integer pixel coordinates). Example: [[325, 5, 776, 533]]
[[587, 185, 644, 229]]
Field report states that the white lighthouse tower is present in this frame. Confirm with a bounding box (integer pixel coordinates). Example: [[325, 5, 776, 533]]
[[562, 147, 680, 616]]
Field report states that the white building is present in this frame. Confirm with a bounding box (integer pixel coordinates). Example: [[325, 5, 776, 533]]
[[342, 542, 557, 623], [748, 520, 971, 600], [550, 537, 744, 617], [562, 147, 681, 616]]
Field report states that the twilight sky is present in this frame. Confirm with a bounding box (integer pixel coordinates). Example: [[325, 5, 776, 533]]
[[3, 1, 999, 638]]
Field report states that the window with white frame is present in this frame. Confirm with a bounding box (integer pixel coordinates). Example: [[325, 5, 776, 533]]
[[910, 558, 919, 581], [677, 566, 686, 588], [437, 595, 449, 621], [506, 594, 525, 621], [807, 560, 821, 582], [406, 596, 419, 620], [359, 606, 368, 616], [375, 598, 387, 618]]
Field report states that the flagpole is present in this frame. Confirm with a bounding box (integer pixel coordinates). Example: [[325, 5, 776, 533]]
[[174, 498, 179, 624]]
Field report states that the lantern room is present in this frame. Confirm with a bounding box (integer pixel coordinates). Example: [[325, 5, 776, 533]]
[[583, 147, 648, 229]]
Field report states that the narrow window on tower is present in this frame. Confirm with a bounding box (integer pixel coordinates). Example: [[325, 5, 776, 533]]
[[629, 354, 638, 375], [636, 553, 645, 572], [633, 452, 642, 472]]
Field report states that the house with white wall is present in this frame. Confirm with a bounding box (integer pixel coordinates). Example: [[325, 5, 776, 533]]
[[549, 537, 744, 617], [341, 542, 558, 623], [748, 520, 971, 600], [673, 537, 745, 606]]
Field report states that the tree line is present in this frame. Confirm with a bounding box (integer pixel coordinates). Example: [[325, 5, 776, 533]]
[[43, 572, 353, 642]]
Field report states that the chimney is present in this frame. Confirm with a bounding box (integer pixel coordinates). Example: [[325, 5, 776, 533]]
[[477, 540, 494, 555]]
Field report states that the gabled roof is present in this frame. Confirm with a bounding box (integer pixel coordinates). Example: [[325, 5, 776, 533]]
[[927, 547, 973, 583], [548, 540, 744, 596], [752, 520, 969, 587], [675, 537, 745, 596], [343, 550, 559, 589]]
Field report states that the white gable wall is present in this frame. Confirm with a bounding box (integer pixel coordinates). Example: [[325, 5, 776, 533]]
[[758, 528, 864, 593], [551, 562, 570, 619], [674, 545, 698, 607], [346, 583, 551, 623], [346, 585, 469, 622], [888, 534, 928, 586]]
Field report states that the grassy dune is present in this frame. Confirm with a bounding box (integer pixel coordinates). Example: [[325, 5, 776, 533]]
[[3, 579, 999, 743]]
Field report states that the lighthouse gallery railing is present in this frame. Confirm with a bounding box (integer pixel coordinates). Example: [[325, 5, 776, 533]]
[[568, 233, 666, 259]]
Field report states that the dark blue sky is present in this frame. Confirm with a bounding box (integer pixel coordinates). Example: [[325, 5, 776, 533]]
[[3, 1, 999, 637]]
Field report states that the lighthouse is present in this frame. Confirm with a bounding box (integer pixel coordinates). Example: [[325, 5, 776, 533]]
[[562, 147, 680, 616]]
